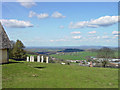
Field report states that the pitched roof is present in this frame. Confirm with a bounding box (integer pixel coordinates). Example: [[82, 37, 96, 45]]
[[0, 22, 11, 49]]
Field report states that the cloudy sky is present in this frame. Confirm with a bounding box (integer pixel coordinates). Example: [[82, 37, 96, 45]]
[[1, 2, 119, 47]]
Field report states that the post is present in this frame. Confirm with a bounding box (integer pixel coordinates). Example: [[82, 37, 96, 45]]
[[32, 56, 34, 62], [33, 56, 34, 62], [26, 57, 29, 62], [41, 56, 44, 63], [46, 57, 49, 63], [30, 56, 32, 62], [37, 55, 40, 62]]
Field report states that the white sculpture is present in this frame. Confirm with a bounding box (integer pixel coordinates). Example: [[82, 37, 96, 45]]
[[32, 56, 34, 62], [37, 55, 40, 62], [26, 57, 29, 62], [30, 56, 32, 62], [46, 57, 49, 63], [41, 56, 44, 63]]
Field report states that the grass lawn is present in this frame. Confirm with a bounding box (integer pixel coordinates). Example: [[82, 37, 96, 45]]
[[2, 60, 118, 88]]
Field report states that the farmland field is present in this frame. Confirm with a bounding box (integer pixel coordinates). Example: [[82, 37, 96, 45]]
[[50, 51, 119, 60], [50, 51, 97, 60], [2, 60, 118, 88]]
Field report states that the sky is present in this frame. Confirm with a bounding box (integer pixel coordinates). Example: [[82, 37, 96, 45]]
[[1, 1, 119, 47]]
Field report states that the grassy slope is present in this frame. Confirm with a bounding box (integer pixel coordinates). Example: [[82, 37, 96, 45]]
[[2, 61, 118, 88]]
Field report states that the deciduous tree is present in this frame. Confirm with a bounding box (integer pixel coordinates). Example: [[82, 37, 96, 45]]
[[97, 47, 115, 67]]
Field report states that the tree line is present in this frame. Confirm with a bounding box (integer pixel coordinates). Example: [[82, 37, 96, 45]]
[[86, 47, 118, 68]]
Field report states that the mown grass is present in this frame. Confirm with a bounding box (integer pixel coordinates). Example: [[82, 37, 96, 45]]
[[2, 60, 118, 88]]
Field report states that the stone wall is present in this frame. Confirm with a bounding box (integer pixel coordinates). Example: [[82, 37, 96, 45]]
[[0, 49, 9, 64]]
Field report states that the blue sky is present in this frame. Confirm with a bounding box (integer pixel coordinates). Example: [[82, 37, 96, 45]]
[[1, 2, 119, 47]]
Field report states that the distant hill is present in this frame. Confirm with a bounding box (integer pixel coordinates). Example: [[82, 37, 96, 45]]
[[58, 48, 84, 52], [58, 46, 117, 49], [25, 45, 117, 52]]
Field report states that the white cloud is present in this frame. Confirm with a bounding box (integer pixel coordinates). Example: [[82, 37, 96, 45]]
[[37, 13, 49, 19], [51, 12, 66, 18], [88, 35, 111, 40], [114, 35, 119, 37], [71, 31, 81, 34], [29, 11, 36, 17], [112, 31, 120, 35], [69, 16, 120, 29], [50, 39, 69, 42], [69, 21, 88, 28], [56, 39, 67, 41], [96, 36, 100, 39], [106, 40, 110, 42], [60, 25, 64, 29], [91, 36, 100, 39], [88, 31, 96, 34], [50, 40, 54, 42], [102, 36, 110, 39], [0, 19, 33, 28], [29, 11, 49, 19], [17, 0, 36, 8], [112, 35, 118, 39], [89, 16, 119, 27], [20, 2, 36, 8], [29, 11, 66, 19], [72, 36, 82, 39], [88, 36, 100, 40]]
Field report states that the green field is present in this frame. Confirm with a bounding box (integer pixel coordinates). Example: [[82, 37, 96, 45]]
[[2, 60, 118, 88], [50, 51, 97, 60], [50, 51, 119, 60]]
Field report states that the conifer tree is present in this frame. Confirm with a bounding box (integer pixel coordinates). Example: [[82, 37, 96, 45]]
[[12, 40, 26, 60]]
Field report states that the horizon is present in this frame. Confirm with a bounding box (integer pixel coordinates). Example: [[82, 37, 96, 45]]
[[25, 45, 118, 48], [1, 2, 119, 47]]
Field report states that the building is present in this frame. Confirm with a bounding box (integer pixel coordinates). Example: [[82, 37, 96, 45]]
[[0, 22, 11, 64]]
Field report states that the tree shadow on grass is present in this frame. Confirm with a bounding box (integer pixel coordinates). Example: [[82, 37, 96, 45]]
[[1, 61, 24, 65], [34, 67, 46, 69]]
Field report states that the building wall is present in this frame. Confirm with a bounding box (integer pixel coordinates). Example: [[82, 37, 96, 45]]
[[0, 49, 9, 64], [0, 50, 2, 63]]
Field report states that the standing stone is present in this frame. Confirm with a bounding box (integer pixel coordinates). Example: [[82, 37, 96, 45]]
[[32, 56, 34, 62], [46, 57, 49, 63], [26, 57, 29, 62], [41, 56, 44, 63], [30, 56, 32, 62], [37, 55, 40, 62]]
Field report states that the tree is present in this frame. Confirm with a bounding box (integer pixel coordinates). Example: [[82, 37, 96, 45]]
[[12, 40, 26, 60], [97, 47, 115, 59], [85, 56, 92, 62], [9, 40, 16, 58], [102, 60, 109, 68], [97, 47, 115, 67]]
